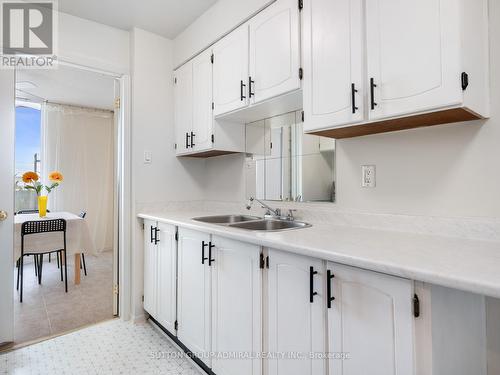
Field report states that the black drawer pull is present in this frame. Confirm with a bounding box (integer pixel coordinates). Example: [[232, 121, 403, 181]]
[[150, 225, 155, 243], [154, 227, 160, 244], [208, 242, 215, 266], [370, 78, 378, 110], [190, 131, 195, 148], [249, 76, 254, 98], [186, 132, 190, 148], [240, 80, 246, 101], [351, 83, 359, 114], [327, 269, 335, 308], [310, 266, 318, 303], [201, 241, 208, 264]]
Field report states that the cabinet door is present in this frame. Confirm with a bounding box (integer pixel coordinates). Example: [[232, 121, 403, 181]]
[[366, 0, 462, 120], [266, 249, 326, 375], [192, 49, 214, 152], [302, 0, 364, 132], [327, 263, 414, 375], [174, 61, 193, 153], [143, 219, 157, 317], [211, 236, 262, 375], [156, 223, 177, 333], [249, 0, 300, 104], [177, 228, 212, 367], [213, 24, 249, 116]]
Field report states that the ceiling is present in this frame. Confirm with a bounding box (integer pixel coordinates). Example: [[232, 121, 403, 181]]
[[16, 65, 116, 110], [58, 0, 218, 39]]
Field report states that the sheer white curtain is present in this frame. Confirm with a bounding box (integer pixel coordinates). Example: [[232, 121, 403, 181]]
[[41, 103, 114, 253]]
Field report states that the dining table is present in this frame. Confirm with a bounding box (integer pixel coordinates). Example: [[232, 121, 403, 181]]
[[14, 211, 96, 285]]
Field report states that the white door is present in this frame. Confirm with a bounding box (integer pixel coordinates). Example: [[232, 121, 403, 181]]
[[302, 0, 364, 131], [174, 61, 193, 154], [143, 219, 158, 317], [0, 71, 15, 346], [327, 262, 414, 375], [213, 24, 249, 116], [266, 249, 326, 375], [211, 236, 262, 375], [366, 0, 462, 120], [177, 228, 212, 367], [249, 0, 300, 104], [156, 222, 177, 333], [192, 49, 213, 152]]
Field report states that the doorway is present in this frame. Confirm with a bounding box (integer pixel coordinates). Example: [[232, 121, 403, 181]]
[[1, 62, 128, 347]]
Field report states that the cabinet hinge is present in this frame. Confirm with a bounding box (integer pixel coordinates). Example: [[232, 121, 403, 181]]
[[299, 67, 303, 80], [174, 320, 178, 330], [413, 294, 420, 318], [142, 295, 144, 302], [212, 102, 214, 110], [174, 143, 177, 150], [211, 134, 215, 143], [298, 0, 303, 11], [461, 72, 469, 90], [211, 53, 214, 64], [270, 142, 273, 149], [174, 77, 177, 84], [175, 230, 179, 241], [142, 222, 145, 230], [301, 110, 305, 122]]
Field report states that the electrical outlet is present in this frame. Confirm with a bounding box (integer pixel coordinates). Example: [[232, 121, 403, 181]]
[[361, 165, 376, 188]]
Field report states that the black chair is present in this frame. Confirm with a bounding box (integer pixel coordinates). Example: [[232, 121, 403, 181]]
[[17, 219, 68, 302], [79, 211, 87, 276], [16, 209, 53, 265]]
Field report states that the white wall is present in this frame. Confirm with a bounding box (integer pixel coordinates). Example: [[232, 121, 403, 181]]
[[130, 28, 206, 320], [58, 12, 130, 73], [173, 0, 273, 67]]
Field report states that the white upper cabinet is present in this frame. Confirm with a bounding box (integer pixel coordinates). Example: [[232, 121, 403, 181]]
[[213, 24, 249, 116], [302, 0, 364, 132], [266, 249, 326, 375], [327, 263, 415, 375], [174, 61, 193, 153], [249, 0, 301, 104], [366, 0, 462, 121], [192, 49, 214, 152], [211, 236, 262, 375]]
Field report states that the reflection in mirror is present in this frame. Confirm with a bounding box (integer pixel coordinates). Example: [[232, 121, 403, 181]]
[[245, 110, 335, 203]]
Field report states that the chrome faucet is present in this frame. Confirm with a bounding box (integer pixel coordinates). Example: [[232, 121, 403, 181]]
[[246, 197, 281, 218]]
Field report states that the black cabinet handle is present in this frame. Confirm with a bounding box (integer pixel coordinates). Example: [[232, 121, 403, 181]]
[[150, 225, 154, 243], [190, 131, 195, 148], [208, 242, 215, 266], [351, 83, 359, 114], [154, 227, 160, 244], [185, 132, 190, 148], [309, 266, 318, 303], [240, 80, 246, 101], [248, 76, 254, 98], [370, 78, 377, 110], [201, 241, 208, 264], [327, 269, 335, 308]]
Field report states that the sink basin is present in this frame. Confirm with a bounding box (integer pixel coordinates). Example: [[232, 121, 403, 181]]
[[192, 214, 261, 224], [229, 219, 311, 231]]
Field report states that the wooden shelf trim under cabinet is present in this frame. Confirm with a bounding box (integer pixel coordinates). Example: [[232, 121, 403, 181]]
[[310, 108, 482, 139], [177, 150, 240, 158]]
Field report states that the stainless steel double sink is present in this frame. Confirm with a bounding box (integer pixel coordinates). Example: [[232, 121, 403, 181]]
[[192, 214, 311, 231]]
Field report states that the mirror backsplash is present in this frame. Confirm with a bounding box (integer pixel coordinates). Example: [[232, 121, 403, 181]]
[[245, 110, 335, 203]]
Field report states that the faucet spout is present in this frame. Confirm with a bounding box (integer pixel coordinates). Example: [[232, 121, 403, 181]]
[[246, 197, 281, 217]]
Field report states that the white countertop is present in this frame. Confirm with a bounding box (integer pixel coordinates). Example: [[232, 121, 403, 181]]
[[138, 211, 500, 299]]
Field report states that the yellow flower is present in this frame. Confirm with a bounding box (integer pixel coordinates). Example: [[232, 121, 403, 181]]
[[22, 171, 39, 183], [49, 171, 64, 183]]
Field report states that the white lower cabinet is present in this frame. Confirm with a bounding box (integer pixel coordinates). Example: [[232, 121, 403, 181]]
[[211, 236, 262, 375], [266, 249, 327, 375], [143, 220, 177, 333], [177, 228, 212, 366], [327, 262, 415, 375]]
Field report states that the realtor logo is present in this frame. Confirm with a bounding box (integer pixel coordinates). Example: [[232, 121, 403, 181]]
[[2, 1, 53, 54]]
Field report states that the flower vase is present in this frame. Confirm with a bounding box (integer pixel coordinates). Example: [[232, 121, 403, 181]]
[[38, 196, 48, 218]]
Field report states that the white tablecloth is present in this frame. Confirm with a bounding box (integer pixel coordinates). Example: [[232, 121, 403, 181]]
[[14, 212, 97, 261]]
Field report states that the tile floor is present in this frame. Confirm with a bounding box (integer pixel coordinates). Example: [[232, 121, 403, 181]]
[[0, 319, 202, 375], [13, 250, 115, 344]]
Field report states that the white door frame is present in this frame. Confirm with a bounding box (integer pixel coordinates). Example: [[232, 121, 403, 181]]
[[0, 60, 132, 346]]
